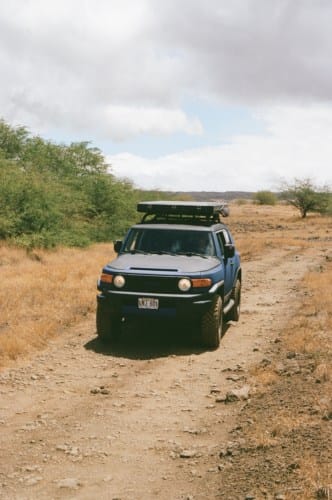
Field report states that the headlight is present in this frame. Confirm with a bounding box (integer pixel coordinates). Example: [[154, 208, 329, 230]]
[[178, 278, 191, 292], [114, 275, 126, 288]]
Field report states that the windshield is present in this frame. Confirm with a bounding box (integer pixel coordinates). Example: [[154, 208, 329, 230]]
[[123, 228, 216, 257]]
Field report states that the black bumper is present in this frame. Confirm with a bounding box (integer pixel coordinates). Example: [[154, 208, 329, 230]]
[[97, 290, 215, 319]]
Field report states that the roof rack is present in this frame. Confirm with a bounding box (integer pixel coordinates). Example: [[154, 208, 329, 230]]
[[137, 201, 229, 224]]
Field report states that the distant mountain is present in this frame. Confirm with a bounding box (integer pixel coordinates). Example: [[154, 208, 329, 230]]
[[167, 191, 254, 201]]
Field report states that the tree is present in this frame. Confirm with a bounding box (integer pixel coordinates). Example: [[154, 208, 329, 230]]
[[18, 137, 108, 177], [280, 178, 331, 218], [0, 118, 145, 247], [0, 119, 28, 159]]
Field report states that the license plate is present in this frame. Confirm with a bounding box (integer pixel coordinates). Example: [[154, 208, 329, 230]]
[[138, 298, 159, 310]]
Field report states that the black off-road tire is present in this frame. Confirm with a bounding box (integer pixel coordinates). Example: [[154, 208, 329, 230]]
[[96, 301, 121, 343], [228, 279, 241, 322], [201, 295, 223, 349]]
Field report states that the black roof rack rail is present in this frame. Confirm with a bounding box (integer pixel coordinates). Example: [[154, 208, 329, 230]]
[[137, 201, 229, 224]]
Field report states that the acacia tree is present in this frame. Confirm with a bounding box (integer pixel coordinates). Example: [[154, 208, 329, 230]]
[[281, 178, 330, 218]]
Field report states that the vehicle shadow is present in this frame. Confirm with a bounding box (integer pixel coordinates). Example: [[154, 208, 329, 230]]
[[84, 320, 232, 361]]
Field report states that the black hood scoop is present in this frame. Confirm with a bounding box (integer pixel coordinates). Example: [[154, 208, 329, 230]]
[[130, 267, 178, 272]]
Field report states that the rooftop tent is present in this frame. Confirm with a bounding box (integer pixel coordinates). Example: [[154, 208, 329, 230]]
[[137, 201, 229, 222]]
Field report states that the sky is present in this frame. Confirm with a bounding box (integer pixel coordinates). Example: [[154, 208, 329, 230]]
[[1, 0, 332, 192]]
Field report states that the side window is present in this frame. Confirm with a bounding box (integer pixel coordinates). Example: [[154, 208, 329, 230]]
[[124, 229, 140, 251], [222, 229, 231, 244], [216, 230, 231, 254], [216, 232, 225, 254]]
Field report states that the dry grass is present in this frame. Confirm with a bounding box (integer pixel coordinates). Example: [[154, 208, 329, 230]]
[[297, 456, 332, 500], [283, 261, 332, 356], [248, 256, 331, 400], [245, 257, 331, 499], [251, 259, 332, 393], [249, 365, 279, 387], [0, 203, 331, 368], [0, 243, 116, 367], [247, 409, 322, 450], [230, 202, 330, 261]]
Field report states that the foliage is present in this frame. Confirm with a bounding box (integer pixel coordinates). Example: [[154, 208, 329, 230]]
[[280, 178, 331, 218], [316, 190, 332, 216], [0, 119, 186, 248], [0, 119, 142, 248], [253, 190, 277, 206], [0, 119, 29, 159]]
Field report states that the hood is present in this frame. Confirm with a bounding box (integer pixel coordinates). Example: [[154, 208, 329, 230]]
[[106, 253, 220, 274]]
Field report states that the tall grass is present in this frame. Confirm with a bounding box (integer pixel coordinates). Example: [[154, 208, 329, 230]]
[[284, 260, 332, 356], [0, 243, 115, 367]]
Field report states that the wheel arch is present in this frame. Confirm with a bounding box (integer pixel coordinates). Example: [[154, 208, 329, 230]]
[[212, 280, 224, 301], [235, 267, 242, 284]]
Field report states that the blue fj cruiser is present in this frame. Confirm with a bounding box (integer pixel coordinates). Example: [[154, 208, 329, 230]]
[[96, 201, 241, 348]]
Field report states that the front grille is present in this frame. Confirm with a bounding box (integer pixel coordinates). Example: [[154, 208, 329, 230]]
[[122, 275, 180, 293]]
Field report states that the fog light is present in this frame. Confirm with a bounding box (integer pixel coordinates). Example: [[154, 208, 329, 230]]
[[178, 278, 191, 292], [114, 275, 126, 288]]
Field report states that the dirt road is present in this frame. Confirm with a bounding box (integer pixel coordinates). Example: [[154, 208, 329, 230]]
[[0, 246, 317, 499]]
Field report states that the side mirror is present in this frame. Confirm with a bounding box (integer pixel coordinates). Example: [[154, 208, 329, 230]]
[[114, 240, 122, 253], [224, 244, 235, 259], [221, 206, 229, 217]]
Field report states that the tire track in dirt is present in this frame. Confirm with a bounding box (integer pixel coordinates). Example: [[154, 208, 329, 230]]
[[0, 247, 317, 499]]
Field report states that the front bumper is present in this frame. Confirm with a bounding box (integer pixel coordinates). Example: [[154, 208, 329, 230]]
[[97, 289, 215, 319]]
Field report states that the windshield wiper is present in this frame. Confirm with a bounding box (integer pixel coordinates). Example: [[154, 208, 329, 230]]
[[127, 249, 175, 255], [149, 250, 177, 256], [176, 252, 209, 258]]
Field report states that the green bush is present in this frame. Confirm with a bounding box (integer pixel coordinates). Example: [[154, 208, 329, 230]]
[[253, 191, 277, 205], [0, 119, 139, 248]]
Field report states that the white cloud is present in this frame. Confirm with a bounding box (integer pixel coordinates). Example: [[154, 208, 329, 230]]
[[102, 106, 203, 141], [153, 0, 332, 104], [0, 0, 185, 136], [2, 1, 332, 140], [1, 1, 332, 191], [109, 104, 332, 191]]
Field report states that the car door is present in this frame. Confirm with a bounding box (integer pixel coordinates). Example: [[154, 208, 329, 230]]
[[216, 229, 235, 298]]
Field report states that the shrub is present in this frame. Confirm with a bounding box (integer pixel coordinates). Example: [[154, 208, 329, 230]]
[[253, 191, 277, 205], [0, 119, 140, 248]]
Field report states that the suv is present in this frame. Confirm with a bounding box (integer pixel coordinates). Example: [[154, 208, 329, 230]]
[[96, 201, 241, 348]]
